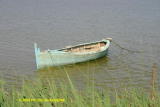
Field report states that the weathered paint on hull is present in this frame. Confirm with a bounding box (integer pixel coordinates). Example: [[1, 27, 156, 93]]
[[34, 39, 111, 69], [38, 50, 108, 69]]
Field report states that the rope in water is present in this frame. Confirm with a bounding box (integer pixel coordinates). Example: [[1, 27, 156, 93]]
[[48, 50, 55, 65], [111, 40, 143, 53]]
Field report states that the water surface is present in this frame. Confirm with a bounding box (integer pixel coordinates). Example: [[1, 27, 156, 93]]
[[0, 0, 160, 89]]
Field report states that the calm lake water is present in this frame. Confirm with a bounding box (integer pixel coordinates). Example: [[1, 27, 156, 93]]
[[0, 0, 160, 90]]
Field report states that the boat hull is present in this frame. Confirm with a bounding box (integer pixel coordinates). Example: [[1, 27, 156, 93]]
[[34, 39, 111, 69]]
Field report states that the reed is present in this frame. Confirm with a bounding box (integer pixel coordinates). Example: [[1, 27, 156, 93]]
[[150, 63, 157, 100]]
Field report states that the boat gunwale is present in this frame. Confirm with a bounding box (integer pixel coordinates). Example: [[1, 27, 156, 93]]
[[36, 39, 111, 55]]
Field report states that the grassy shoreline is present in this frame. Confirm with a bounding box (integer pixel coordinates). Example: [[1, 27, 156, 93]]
[[0, 64, 159, 107], [0, 78, 160, 107]]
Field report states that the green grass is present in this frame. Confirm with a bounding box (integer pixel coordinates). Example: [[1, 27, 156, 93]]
[[0, 64, 160, 107], [0, 78, 160, 107]]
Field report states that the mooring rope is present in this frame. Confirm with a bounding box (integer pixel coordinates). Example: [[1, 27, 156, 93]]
[[111, 40, 143, 53]]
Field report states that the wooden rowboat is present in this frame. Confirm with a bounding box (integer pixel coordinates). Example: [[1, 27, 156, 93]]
[[34, 38, 112, 69]]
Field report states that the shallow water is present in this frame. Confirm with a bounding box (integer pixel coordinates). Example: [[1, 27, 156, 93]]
[[0, 0, 160, 89]]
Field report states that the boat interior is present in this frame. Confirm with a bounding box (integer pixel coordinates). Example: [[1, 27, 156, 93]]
[[60, 42, 106, 53]]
